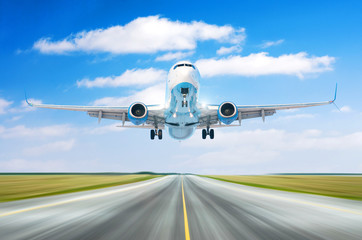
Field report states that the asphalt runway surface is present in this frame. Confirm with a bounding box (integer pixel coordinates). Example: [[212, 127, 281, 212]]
[[1, 175, 362, 240]]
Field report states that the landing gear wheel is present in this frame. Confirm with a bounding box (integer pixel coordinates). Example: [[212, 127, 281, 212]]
[[209, 129, 214, 139], [150, 130, 155, 140], [158, 129, 163, 140], [202, 129, 207, 139], [182, 100, 188, 108]]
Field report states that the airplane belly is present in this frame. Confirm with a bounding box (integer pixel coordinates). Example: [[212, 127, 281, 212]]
[[165, 72, 201, 140], [168, 127, 195, 140]]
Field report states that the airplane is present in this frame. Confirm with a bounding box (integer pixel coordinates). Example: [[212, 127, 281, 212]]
[[27, 61, 337, 140]]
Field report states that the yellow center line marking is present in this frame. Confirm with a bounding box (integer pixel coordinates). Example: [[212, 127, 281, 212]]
[[182, 175, 191, 240], [0, 176, 168, 218], [200, 177, 362, 216]]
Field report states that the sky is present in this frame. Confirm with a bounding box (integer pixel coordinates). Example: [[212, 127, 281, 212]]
[[1, 0, 362, 174]]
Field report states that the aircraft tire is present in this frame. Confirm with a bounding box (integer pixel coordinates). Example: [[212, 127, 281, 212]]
[[210, 129, 214, 139], [150, 130, 155, 140], [158, 130, 163, 140], [202, 129, 207, 139]]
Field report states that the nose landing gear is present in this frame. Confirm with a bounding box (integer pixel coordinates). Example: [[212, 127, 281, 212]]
[[181, 99, 188, 108], [150, 129, 162, 140], [181, 87, 189, 108]]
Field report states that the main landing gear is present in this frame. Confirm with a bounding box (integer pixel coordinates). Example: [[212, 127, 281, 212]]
[[150, 129, 162, 140], [202, 127, 214, 139]]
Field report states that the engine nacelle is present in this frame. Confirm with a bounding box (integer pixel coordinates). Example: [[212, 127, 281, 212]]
[[218, 102, 238, 125], [128, 102, 148, 125]]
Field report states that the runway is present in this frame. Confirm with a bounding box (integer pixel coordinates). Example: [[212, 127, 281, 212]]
[[1, 175, 362, 240]]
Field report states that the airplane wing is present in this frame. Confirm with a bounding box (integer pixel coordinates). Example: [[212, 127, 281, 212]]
[[198, 85, 337, 128], [26, 99, 165, 128]]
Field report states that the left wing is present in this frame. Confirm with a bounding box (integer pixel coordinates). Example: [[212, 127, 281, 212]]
[[26, 99, 165, 128], [198, 85, 337, 128]]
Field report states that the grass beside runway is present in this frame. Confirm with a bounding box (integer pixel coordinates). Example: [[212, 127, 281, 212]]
[[204, 175, 362, 201], [0, 174, 160, 202]]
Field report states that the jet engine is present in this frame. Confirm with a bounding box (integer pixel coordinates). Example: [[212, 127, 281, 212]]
[[217, 102, 238, 125], [128, 102, 148, 125]]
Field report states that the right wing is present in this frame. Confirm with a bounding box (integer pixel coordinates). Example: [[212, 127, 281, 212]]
[[26, 99, 165, 129], [197, 84, 337, 128]]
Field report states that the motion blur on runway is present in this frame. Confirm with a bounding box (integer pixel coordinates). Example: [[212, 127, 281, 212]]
[[1, 175, 362, 240]]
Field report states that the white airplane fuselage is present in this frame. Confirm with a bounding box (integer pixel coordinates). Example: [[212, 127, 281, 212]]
[[165, 61, 201, 140]]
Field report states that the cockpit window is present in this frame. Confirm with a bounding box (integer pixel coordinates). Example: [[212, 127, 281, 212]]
[[173, 63, 195, 70]]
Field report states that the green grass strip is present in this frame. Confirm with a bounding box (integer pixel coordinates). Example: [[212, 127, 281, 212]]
[[203, 175, 362, 201], [0, 175, 159, 203]]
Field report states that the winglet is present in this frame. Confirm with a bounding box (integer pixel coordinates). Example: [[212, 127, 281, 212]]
[[330, 83, 340, 111], [331, 83, 337, 103], [25, 91, 33, 107]]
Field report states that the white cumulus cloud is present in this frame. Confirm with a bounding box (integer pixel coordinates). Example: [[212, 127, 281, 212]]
[[33, 39, 76, 54], [0, 124, 73, 139], [180, 129, 362, 173], [332, 105, 352, 113], [155, 51, 194, 61], [77, 68, 167, 88], [0, 98, 13, 114], [0, 98, 42, 114], [260, 39, 284, 48], [23, 139, 76, 156], [340, 106, 352, 112], [86, 123, 126, 135], [12, 98, 43, 112], [0, 159, 67, 172], [93, 83, 165, 106], [216, 45, 242, 55], [33, 16, 246, 55], [195, 52, 335, 78]]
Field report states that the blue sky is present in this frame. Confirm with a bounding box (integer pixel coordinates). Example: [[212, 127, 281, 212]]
[[1, 0, 362, 174]]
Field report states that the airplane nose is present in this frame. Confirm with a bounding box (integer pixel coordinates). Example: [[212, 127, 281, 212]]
[[179, 68, 192, 75], [179, 68, 196, 80]]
